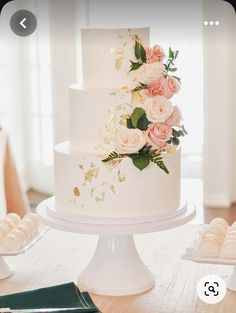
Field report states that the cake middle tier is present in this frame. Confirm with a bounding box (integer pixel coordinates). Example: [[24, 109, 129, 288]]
[[69, 85, 134, 153]]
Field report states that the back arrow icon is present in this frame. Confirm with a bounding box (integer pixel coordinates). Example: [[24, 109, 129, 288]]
[[20, 18, 27, 29]]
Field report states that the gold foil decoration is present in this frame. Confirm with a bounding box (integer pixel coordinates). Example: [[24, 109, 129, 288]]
[[115, 57, 124, 70], [95, 192, 105, 203], [118, 170, 126, 183], [84, 167, 99, 183], [110, 184, 116, 194], [79, 164, 84, 170], [131, 91, 144, 105], [73, 187, 81, 197]]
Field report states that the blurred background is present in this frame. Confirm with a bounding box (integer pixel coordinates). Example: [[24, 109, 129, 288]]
[[0, 0, 235, 222]]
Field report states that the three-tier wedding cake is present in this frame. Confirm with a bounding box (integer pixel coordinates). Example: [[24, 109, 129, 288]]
[[52, 27, 187, 222]]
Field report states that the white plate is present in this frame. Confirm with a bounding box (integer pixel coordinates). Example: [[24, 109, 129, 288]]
[[0, 226, 49, 256], [182, 225, 236, 265]]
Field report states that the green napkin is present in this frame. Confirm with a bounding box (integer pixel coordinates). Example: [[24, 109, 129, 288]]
[[0, 282, 101, 313]]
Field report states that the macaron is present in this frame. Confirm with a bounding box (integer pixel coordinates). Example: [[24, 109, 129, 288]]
[[14, 224, 32, 241], [210, 218, 228, 231], [1, 233, 22, 250], [10, 229, 26, 246], [6, 213, 21, 225], [0, 222, 11, 233], [20, 218, 36, 235], [1, 219, 15, 230], [24, 213, 39, 228], [203, 228, 224, 242], [221, 240, 236, 259], [199, 238, 221, 258], [0, 223, 9, 236]]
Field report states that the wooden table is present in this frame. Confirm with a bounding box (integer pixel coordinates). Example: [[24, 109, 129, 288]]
[[1, 224, 236, 312]]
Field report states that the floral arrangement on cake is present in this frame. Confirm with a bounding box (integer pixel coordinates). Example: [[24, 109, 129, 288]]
[[102, 40, 187, 173]]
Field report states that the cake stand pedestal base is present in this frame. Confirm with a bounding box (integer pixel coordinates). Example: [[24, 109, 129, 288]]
[[37, 199, 195, 296], [78, 235, 155, 296], [0, 256, 14, 279]]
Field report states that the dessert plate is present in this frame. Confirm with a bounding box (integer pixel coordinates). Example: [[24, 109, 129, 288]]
[[182, 225, 236, 265], [0, 225, 49, 256]]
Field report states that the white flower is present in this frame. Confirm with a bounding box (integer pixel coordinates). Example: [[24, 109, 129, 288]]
[[114, 127, 146, 154], [145, 96, 174, 123], [136, 62, 165, 85]]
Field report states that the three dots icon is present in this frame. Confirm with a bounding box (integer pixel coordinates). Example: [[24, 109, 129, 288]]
[[204, 21, 220, 26]]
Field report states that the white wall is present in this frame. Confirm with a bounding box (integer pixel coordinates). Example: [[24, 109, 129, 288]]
[[203, 0, 236, 207]]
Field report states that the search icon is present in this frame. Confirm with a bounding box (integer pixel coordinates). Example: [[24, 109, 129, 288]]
[[208, 285, 215, 293]]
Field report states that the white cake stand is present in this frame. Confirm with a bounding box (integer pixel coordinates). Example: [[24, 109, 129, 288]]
[[37, 198, 195, 296]]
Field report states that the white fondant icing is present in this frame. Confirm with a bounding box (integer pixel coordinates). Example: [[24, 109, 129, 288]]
[[69, 86, 133, 153], [81, 28, 150, 89], [54, 142, 181, 219]]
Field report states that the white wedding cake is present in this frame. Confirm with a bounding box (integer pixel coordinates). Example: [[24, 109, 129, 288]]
[[52, 27, 187, 222]]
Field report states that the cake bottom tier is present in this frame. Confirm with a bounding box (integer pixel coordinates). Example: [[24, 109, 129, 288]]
[[54, 142, 181, 219]]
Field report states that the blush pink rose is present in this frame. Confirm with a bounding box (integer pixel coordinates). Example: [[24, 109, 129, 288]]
[[165, 106, 183, 127], [160, 76, 181, 99], [145, 45, 165, 63], [145, 123, 172, 149], [145, 96, 173, 123], [145, 80, 164, 97], [114, 128, 146, 154]]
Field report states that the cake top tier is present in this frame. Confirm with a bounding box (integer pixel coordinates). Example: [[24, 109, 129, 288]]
[[81, 27, 150, 89]]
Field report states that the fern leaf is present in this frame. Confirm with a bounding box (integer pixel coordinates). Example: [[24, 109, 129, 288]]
[[102, 151, 125, 163]]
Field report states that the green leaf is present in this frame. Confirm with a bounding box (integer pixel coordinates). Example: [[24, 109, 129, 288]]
[[168, 47, 174, 59], [129, 61, 143, 72], [172, 128, 180, 137], [134, 41, 141, 59], [168, 67, 178, 72], [132, 82, 148, 92], [130, 107, 146, 128], [179, 130, 185, 136], [127, 118, 135, 129], [140, 44, 147, 63], [182, 125, 188, 135], [174, 50, 179, 60], [102, 151, 126, 162], [172, 75, 181, 83], [129, 154, 150, 171], [137, 114, 150, 130], [172, 137, 180, 145]]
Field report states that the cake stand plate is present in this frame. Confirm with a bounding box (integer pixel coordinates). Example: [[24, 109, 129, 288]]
[[37, 199, 195, 296]]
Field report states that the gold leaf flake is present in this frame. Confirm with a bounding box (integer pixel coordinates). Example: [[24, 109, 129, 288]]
[[118, 170, 126, 183], [90, 187, 95, 196], [90, 162, 96, 168], [110, 185, 116, 194], [109, 91, 116, 96], [104, 159, 122, 171], [123, 41, 127, 47], [95, 192, 105, 203], [79, 164, 84, 170], [117, 48, 124, 55], [131, 91, 144, 104], [115, 57, 123, 70], [85, 167, 99, 183], [73, 187, 81, 197]]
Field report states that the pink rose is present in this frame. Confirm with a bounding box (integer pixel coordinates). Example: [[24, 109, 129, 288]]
[[161, 76, 181, 99], [145, 45, 165, 63], [145, 80, 164, 97], [136, 63, 165, 85], [114, 128, 146, 154], [165, 106, 183, 127], [145, 96, 173, 123], [145, 123, 172, 149]]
